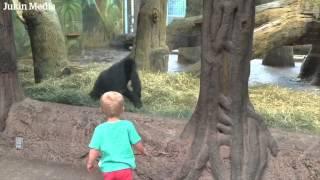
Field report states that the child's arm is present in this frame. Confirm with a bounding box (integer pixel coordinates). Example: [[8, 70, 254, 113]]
[[133, 141, 146, 155], [128, 121, 147, 155], [87, 149, 100, 173]]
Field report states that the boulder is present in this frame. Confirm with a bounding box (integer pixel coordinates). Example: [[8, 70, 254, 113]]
[[166, 16, 202, 50], [262, 46, 295, 67], [293, 44, 312, 55], [178, 46, 201, 64]]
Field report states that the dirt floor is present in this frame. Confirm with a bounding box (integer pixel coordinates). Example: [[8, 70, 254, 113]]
[[0, 156, 102, 180], [0, 99, 320, 180]]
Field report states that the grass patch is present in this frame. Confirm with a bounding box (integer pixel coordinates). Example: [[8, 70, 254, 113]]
[[250, 85, 320, 133], [18, 61, 320, 133], [19, 61, 107, 107]]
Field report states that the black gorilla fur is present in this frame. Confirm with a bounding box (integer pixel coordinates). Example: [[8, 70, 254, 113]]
[[90, 56, 142, 108]]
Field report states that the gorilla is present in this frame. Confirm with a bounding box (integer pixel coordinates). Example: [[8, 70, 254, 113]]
[[90, 56, 142, 108]]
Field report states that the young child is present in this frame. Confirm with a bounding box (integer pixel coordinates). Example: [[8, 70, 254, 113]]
[[87, 91, 145, 180]]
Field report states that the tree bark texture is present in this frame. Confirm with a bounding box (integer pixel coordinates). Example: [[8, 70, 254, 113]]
[[132, 0, 169, 71], [299, 44, 320, 85], [0, 1, 24, 131], [171, 0, 278, 180], [262, 46, 294, 67], [19, 0, 68, 83]]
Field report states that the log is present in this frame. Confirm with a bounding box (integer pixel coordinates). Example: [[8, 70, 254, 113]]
[[167, 0, 320, 58]]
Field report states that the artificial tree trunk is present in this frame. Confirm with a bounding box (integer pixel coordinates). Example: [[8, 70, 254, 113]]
[[0, 1, 24, 131], [262, 46, 295, 67], [132, 0, 169, 71], [18, 0, 68, 83], [171, 0, 278, 179], [299, 44, 320, 85]]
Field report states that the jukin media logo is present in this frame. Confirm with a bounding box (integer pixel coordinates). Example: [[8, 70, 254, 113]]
[[3, 2, 55, 11]]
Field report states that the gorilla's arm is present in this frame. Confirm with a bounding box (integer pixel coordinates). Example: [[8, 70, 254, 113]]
[[123, 88, 142, 108], [130, 69, 142, 98]]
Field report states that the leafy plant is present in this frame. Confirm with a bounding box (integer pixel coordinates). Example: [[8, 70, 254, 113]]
[[53, 0, 82, 33]]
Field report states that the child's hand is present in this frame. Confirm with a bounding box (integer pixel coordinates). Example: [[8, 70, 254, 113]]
[[87, 163, 95, 173], [87, 149, 100, 173]]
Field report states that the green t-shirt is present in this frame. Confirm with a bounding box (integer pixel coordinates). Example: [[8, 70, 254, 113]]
[[88, 120, 141, 173]]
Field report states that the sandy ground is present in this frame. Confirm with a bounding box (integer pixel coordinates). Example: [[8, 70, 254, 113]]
[[0, 156, 102, 180], [0, 134, 100, 180], [0, 99, 319, 180]]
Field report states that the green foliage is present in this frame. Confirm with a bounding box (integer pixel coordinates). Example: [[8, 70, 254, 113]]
[[102, 1, 123, 40], [20, 62, 106, 106], [53, 0, 124, 46], [89, 0, 124, 40], [53, 0, 82, 33], [18, 62, 320, 133]]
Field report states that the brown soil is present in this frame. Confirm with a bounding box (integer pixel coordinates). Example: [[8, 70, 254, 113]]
[[0, 98, 320, 180]]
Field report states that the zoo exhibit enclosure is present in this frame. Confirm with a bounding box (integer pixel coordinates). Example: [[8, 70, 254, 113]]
[[0, 0, 320, 180]]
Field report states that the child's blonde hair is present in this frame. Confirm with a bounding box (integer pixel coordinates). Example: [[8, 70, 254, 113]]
[[100, 91, 124, 117]]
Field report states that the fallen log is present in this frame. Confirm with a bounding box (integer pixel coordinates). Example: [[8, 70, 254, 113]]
[[167, 0, 319, 58]]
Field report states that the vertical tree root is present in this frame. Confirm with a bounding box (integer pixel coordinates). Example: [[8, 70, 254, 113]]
[[171, 95, 278, 180]]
